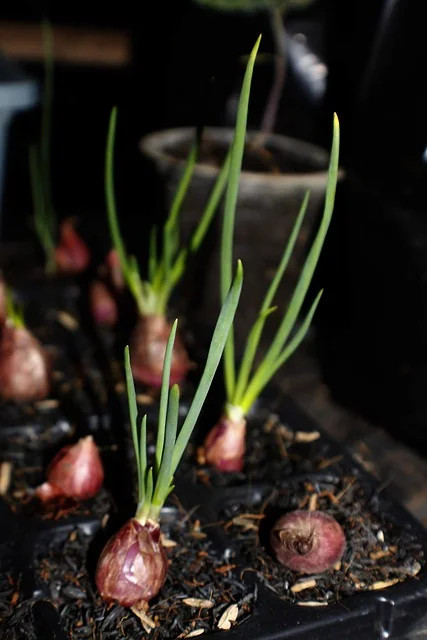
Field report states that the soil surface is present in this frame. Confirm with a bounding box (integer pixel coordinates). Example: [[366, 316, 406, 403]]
[[185, 407, 341, 488], [33, 506, 255, 639], [220, 475, 424, 605], [0, 570, 38, 640]]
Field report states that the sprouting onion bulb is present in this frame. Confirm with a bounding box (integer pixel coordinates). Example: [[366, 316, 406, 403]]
[[129, 315, 191, 387], [105, 95, 233, 388], [0, 289, 50, 402], [270, 510, 346, 574], [89, 280, 118, 327], [54, 218, 90, 274], [202, 111, 341, 473], [36, 436, 104, 502], [95, 258, 243, 610]]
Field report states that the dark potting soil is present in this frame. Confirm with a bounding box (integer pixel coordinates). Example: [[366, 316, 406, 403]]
[[34, 507, 255, 639], [0, 570, 38, 640], [2, 468, 114, 522], [169, 139, 323, 175], [220, 476, 424, 606]]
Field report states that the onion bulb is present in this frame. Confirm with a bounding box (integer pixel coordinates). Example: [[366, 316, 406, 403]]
[[89, 280, 118, 326], [55, 218, 90, 274], [270, 510, 346, 574], [130, 315, 191, 388], [95, 518, 167, 607], [0, 323, 50, 401], [36, 435, 104, 502], [202, 409, 246, 472]]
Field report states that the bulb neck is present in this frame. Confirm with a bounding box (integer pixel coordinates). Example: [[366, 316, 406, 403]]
[[224, 403, 245, 423]]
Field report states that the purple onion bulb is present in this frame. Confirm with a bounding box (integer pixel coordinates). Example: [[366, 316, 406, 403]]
[[270, 510, 346, 574], [96, 518, 168, 607]]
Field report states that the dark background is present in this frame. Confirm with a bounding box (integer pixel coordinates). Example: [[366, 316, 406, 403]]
[[0, 0, 386, 235], [3, 0, 427, 450]]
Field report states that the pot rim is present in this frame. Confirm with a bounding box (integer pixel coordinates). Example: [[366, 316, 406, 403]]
[[140, 127, 344, 187]]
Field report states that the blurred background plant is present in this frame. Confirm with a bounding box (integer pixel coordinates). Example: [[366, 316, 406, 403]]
[[191, 0, 317, 137]]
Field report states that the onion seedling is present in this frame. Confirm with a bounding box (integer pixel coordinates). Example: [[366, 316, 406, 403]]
[[201, 113, 340, 471], [29, 20, 89, 275], [95, 259, 243, 608], [0, 287, 50, 401], [96, 35, 259, 611], [105, 110, 233, 388]]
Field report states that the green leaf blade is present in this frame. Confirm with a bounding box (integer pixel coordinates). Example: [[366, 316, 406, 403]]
[[162, 142, 198, 280], [221, 35, 262, 401], [190, 148, 232, 253], [155, 320, 178, 470], [240, 290, 323, 412], [148, 226, 158, 282], [152, 384, 180, 510], [170, 259, 244, 477], [105, 108, 146, 312], [233, 305, 277, 405], [138, 415, 147, 506], [238, 113, 340, 413], [124, 346, 143, 505], [233, 191, 310, 404]]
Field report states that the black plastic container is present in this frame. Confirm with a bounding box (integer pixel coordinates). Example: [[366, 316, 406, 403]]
[[0, 289, 112, 460], [1, 393, 427, 640]]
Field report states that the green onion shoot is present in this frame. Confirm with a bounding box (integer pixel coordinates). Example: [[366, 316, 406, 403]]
[[201, 110, 340, 471], [95, 259, 243, 609], [29, 20, 90, 275], [105, 106, 232, 388], [29, 18, 56, 274]]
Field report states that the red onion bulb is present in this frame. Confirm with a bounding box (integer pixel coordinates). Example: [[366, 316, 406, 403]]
[[36, 436, 104, 502], [55, 218, 90, 274], [130, 315, 191, 388], [96, 518, 168, 607], [89, 280, 118, 326], [270, 510, 346, 574], [0, 324, 50, 401], [202, 408, 246, 472]]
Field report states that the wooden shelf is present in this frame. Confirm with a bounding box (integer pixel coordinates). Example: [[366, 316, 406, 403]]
[[0, 21, 131, 67]]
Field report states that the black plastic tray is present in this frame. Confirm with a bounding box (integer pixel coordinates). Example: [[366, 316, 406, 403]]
[[1, 393, 427, 640], [0, 278, 110, 472]]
